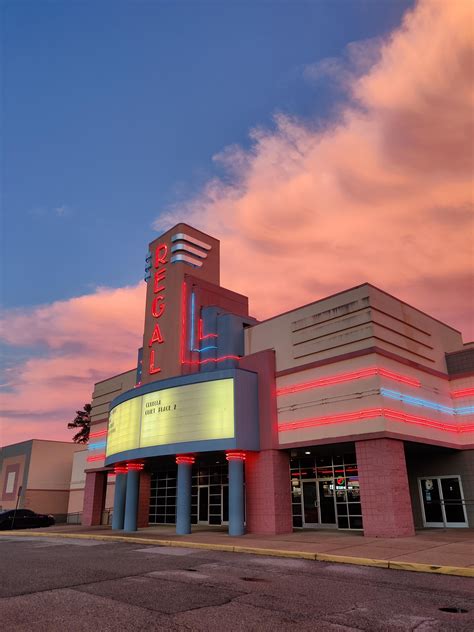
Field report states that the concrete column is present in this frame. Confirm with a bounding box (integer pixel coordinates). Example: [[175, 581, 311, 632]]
[[245, 450, 293, 535], [111, 468, 127, 530], [176, 455, 194, 535], [123, 463, 143, 532], [227, 452, 245, 536], [82, 471, 107, 526], [356, 438, 415, 537]]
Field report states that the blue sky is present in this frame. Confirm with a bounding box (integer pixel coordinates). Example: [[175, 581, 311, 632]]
[[2, 0, 414, 309]]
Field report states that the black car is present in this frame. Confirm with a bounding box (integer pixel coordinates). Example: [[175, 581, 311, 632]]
[[0, 509, 55, 530]]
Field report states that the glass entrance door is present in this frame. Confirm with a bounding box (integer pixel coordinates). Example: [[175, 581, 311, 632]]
[[318, 480, 336, 525], [302, 481, 319, 526], [302, 480, 337, 527], [419, 476, 468, 527]]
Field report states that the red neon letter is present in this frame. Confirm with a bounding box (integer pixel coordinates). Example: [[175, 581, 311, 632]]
[[149, 323, 164, 346], [154, 268, 166, 293], [151, 296, 165, 318], [149, 349, 161, 374], [154, 243, 168, 268]]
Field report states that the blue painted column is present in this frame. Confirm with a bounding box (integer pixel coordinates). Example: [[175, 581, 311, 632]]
[[176, 456, 194, 535], [111, 468, 127, 530], [227, 453, 245, 536], [123, 463, 142, 531]]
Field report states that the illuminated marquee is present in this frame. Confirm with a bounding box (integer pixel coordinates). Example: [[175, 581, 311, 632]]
[[106, 378, 235, 458], [148, 242, 168, 375]]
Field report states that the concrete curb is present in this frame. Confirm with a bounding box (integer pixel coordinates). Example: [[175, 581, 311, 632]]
[[1, 531, 473, 577]]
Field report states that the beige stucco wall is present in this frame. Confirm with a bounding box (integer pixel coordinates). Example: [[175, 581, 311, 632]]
[[246, 284, 471, 449], [27, 440, 77, 491], [91, 369, 137, 424], [245, 283, 464, 375]]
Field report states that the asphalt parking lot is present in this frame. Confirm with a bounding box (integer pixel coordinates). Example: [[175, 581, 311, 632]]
[[0, 536, 473, 631]]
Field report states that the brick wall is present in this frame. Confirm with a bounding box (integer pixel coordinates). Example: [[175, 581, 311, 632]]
[[137, 471, 151, 528], [245, 450, 293, 534], [82, 471, 107, 526], [356, 438, 415, 537]]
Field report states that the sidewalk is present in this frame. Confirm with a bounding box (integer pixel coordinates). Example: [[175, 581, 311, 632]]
[[3, 523, 473, 577]]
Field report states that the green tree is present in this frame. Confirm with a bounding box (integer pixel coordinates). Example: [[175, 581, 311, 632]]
[[68, 403, 92, 443]]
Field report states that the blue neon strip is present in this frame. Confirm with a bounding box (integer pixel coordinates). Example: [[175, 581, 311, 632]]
[[380, 388, 474, 416], [194, 345, 218, 353], [88, 441, 107, 451]]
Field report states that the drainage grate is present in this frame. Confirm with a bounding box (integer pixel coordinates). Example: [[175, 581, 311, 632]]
[[439, 607, 468, 614]]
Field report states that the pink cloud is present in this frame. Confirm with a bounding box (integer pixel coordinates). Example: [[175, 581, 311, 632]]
[[157, 0, 473, 340], [1, 284, 145, 445]]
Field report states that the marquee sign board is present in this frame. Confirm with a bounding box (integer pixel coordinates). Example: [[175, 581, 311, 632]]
[[106, 378, 235, 457]]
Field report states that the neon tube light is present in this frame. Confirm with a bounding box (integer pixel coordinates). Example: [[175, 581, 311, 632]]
[[276, 367, 421, 396], [190, 291, 218, 352], [380, 388, 474, 415], [452, 388, 474, 399], [226, 451, 246, 461], [87, 441, 107, 451], [87, 453, 106, 462], [89, 429, 108, 438], [199, 318, 218, 340], [176, 455, 195, 465], [278, 408, 474, 434]]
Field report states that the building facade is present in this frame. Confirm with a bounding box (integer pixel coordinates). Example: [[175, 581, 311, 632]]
[[0, 440, 78, 520], [82, 224, 474, 537]]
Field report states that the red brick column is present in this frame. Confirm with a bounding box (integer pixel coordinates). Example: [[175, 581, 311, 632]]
[[356, 438, 415, 537], [245, 450, 292, 534], [82, 471, 107, 526], [137, 471, 151, 528]]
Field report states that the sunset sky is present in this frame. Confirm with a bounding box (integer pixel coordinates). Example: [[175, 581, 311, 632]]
[[1, 0, 473, 446]]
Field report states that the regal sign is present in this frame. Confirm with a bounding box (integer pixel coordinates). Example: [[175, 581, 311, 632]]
[[148, 242, 168, 375], [140, 224, 220, 384]]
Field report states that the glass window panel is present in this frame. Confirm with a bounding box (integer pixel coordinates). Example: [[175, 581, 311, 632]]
[[349, 516, 363, 529], [348, 503, 362, 515], [292, 503, 302, 516], [293, 515, 303, 528], [333, 453, 344, 465], [336, 503, 348, 516], [338, 516, 349, 529], [210, 485, 221, 494], [165, 515, 175, 524], [209, 515, 221, 525], [343, 452, 356, 465], [209, 506, 221, 515], [336, 489, 347, 502]]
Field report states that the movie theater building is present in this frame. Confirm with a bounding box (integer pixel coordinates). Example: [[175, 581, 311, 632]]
[[82, 224, 474, 537]]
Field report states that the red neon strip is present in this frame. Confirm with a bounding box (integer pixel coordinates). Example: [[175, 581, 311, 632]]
[[276, 367, 420, 396], [86, 453, 106, 462], [278, 408, 474, 435], [89, 429, 108, 438], [198, 318, 218, 340], [180, 281, 187, 365], [176, 455, 195, 465], [127, 462, 144, 471], [452, 387, 474, 399], [226, 451, 246, 461], [114, 466, 128, 474]]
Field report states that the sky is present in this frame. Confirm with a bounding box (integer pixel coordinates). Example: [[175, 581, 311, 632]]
[[1, 0, 473, 446]]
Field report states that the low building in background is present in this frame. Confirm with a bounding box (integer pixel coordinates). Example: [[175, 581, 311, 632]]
[[34, 223, 474, 537], [0, 440, 78, 521]]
